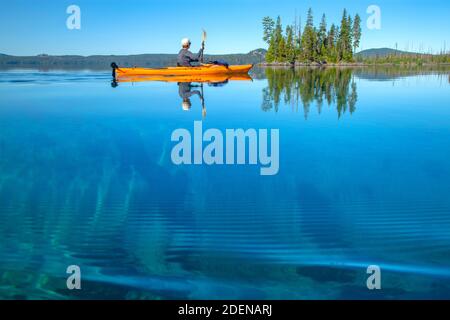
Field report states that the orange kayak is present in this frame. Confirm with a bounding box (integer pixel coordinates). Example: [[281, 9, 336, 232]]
[[113, 63, 253, 77], [115, 74, 253, 84]]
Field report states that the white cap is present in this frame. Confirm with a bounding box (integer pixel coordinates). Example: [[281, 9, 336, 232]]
[[181, 38, 191, 47], [182, 101, 191, 111]]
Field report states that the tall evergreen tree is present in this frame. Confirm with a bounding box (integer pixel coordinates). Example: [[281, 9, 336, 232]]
[[278, 36, 287, 61], [327, 24, 337, 62], [273, 16, 284, 59], [262, 17, 275, 45], [266, 36, 276, 62], [285, 26, 296, 63], [352, 14, 362, 52], [347, 15, 354, 60], [317, 14, 328, 58], [301, 8, 317, 61], [327, 24, 336, 49], [338, 9, 352, 61]]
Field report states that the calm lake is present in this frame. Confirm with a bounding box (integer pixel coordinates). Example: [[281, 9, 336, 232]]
[[0, 66, 449, 299]]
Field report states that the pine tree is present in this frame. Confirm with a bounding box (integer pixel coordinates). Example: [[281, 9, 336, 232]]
[[285, 26, 296, 63], [278, 36, 287, 61], [353, 14, 362, 52], [301, 8, 317, 62], [338, 9, 352, 61], [317, 14, 327, 59], [327, 24, 337, 62], [347, 15, 354, 60], [273, 16, 284, 60], [327, 24, 336, 50], [262, 17, 275, 45], [266, 36, 276, 62]]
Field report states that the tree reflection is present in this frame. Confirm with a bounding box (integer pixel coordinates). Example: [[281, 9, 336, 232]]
[[261, 68, 358, 119]]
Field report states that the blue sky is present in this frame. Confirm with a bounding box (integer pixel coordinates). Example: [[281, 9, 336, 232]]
[[1, 0, 449, 56]]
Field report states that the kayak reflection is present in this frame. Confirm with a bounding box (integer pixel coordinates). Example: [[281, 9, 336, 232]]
[[111, 74, 252, 118], [112, 73, 252, 84]]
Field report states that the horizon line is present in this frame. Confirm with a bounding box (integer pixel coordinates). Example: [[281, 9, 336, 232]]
[[3, 47, 446, 58]]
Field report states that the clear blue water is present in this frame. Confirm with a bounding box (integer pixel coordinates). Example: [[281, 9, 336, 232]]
[[0, 67, 449, 299]]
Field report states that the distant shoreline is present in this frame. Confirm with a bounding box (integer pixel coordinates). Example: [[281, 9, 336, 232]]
[[259, 62, 450, 67], [0, 50, 266, 70], [1, 63, 450, 72], [1, 50, 449, 71], [1, 47, 449, 70]]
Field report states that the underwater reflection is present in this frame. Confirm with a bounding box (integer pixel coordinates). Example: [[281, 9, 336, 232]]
[[112, 74, 252, 86], [260, 68, 358, 119], [178, 82, 206, 117], [1, 68, 450, 299], [111, 74, 253, 118]]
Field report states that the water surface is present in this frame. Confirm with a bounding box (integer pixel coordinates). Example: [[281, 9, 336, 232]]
[[0, 67, 449, 299]]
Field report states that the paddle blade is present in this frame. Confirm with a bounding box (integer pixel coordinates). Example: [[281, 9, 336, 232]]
[[202, 29, 207, 42]]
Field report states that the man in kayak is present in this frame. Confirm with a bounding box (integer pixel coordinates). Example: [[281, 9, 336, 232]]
[[177, 38, 204, 67]]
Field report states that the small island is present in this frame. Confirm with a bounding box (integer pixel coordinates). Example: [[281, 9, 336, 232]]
[[260, 8, 450, 66]]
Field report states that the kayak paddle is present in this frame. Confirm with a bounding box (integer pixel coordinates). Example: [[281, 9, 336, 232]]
[[201, 29, 207, 63], [200, 83, 206, 118]]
